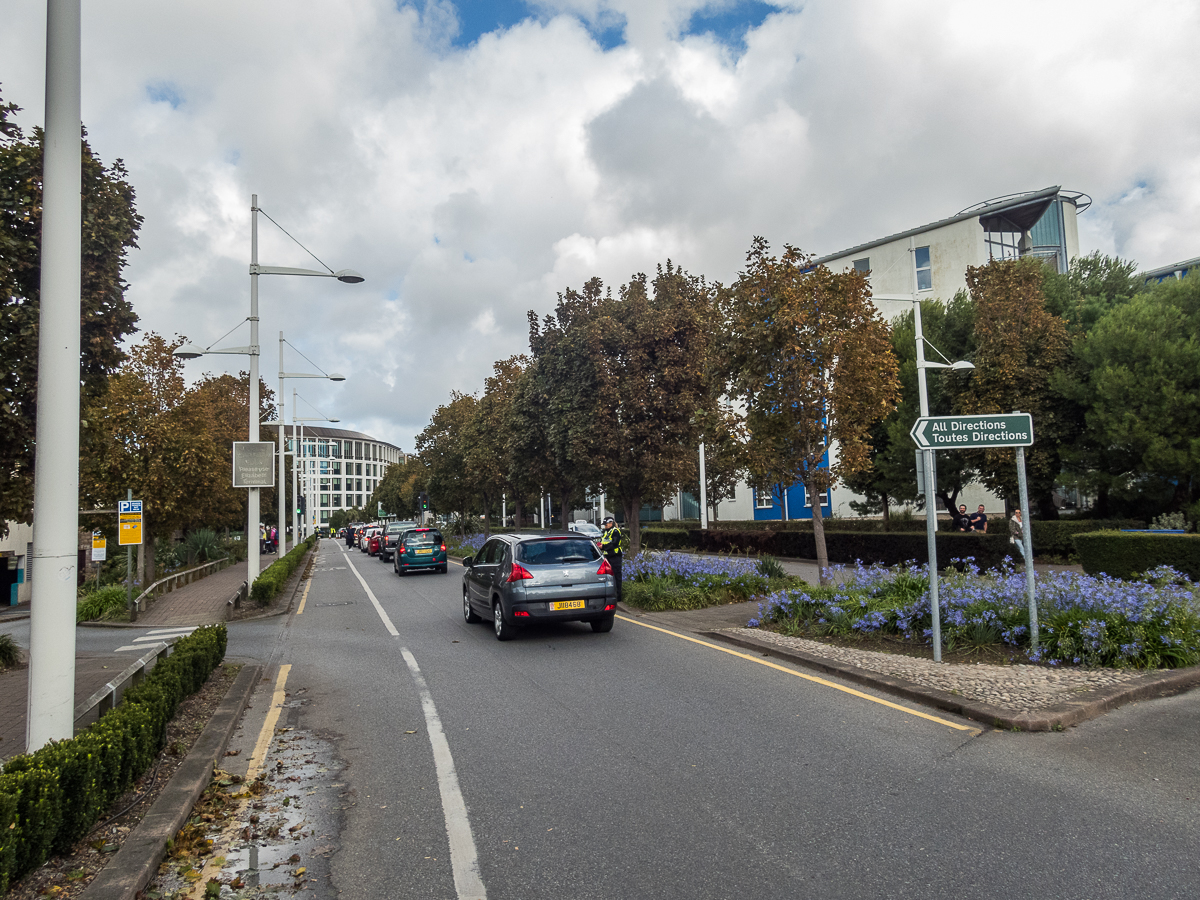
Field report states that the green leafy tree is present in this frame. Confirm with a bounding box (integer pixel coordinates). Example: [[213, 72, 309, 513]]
[[725, 238, 900, 578], [465, 356, 528, 537], [0, 90, 141, 531], [416, 393, 480, 530], [1071, 274, 1200, 521], [372, 456, 427, 520], [955, 259, 1072, 517]]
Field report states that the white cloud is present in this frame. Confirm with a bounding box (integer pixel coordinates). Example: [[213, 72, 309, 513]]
[[2, 0, 1198, 452]]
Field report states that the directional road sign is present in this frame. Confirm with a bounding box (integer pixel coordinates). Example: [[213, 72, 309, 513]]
[[910, 413, 1034, 449]]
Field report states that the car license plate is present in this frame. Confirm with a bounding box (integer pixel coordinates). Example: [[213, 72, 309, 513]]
[[550, 600, 585, 611], [416, 548, 432, 555]]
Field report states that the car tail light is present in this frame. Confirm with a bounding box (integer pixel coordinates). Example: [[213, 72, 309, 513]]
[[604, 604, 616, 611], [506, 562, 534, 583], [514, 610, 531, 617], [597, 558, 613, 576], [440, 543, 446, 551]]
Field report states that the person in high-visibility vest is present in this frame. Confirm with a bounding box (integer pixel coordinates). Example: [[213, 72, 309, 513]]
[[599, 516, 624, 604]]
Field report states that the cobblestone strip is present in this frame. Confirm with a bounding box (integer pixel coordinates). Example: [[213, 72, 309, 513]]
[[732, 628, 1144, 714]]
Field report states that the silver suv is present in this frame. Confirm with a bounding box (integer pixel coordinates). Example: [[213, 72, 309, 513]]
[[462, 533, 617, 641]]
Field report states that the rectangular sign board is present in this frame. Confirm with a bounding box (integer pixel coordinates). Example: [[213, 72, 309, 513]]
[[911, 413, 1034, 450], [118, 499, 143, 546], [91, 532, 107, 562], [233, 441, 276, 488]]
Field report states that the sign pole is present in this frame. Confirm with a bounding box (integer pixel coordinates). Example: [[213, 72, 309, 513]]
[[125, 490, 134, 622], [923, 449, 941, 662], [1015, 445, 1038, 649]]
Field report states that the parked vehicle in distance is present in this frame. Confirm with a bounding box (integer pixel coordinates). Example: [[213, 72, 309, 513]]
[[568, 520, 602, 546], [394, 527, 448, 576], [379, 520, 417, 562], [363, 526, 382, 555], [462, 533, 616, 641]]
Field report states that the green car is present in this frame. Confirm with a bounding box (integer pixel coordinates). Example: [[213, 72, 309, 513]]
[[393, 528, 448, 575]]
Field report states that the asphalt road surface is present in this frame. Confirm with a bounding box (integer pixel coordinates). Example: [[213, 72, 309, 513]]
[[9, 539, 1198, 898]]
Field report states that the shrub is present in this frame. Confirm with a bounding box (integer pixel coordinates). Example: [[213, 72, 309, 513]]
[[183, 528, 223, 563], [75, 584, 129, 623], [1074, 531, 1200, 581], [0, 634, 19, 668], [1029, 519, 1142, 560], [250, 535, 317, 604], [0, 624, 226, 888], [640, 528, 693, 551]]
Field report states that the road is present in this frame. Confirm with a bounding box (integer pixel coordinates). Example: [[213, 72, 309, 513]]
[[6, 539, 1200, 897]]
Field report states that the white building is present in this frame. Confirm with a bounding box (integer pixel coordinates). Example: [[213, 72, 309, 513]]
[[818, 186, 1088, 318], [268, 426, 405, 529], [0, 521, 33, 608]]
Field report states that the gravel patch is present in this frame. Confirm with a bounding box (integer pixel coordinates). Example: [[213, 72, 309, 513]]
[[732, 628, 1146, 713]]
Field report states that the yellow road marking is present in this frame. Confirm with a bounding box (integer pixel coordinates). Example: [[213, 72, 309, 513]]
[[616, 615, 978, 734], [297, 578, 311, 615], [247, 664, 291, 781], [185, 664, 293, 899]]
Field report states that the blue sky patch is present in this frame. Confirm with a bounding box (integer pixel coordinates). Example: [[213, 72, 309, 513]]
[[684, 1, 776, 48], [450, 0, 535, 46], [146, 81, 183, 109]]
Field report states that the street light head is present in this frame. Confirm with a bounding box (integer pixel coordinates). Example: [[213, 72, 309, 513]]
[[173, 343, 205, 360], [949, 360, 975, 371], [334, 269, 365, 284], [328, 373, 346, 382], [328, 418, 340, 423]]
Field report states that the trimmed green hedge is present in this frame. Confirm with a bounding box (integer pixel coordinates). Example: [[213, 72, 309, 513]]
[[1074, 531, 1200, 580], [0, 624, 226, 892], [250, 535, 317, 604], [688, 528, 1014, 570]]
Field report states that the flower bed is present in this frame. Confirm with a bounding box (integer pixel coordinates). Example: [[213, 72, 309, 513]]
[[623, 551, 779, 611], [751, 561, 1200, 669]]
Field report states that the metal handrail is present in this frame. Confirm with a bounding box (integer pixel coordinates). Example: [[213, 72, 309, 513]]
[[131, 556, 232, 612], [74, 642, 171, 728]]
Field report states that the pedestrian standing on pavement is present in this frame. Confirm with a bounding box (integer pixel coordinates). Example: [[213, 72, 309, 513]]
[[599, 516, 624, 605], [968, 504, 988, 533], [1009, 509, 1025, 561]]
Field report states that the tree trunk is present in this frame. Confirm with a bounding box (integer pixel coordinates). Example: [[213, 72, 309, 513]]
[[482, 492, 492, 539], [1037, 493, 1059, 521], [623, 495, 642, 554], [560, 495, 572, 531], [513, 498, 523, 529], [136, 541, 145, 587], [807, 478, 829, 584], [881, 492, 890, 526], [145, 533, 156, 586]]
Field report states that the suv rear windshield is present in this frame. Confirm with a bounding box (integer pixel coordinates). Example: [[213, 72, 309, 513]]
[[402, 529, 443, 546], [516, 539, 600, 565], [386, 523, 405, 534]]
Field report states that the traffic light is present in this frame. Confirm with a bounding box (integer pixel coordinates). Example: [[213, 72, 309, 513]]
[[297, 496, 306, 516], [419, 491, 429, 511]]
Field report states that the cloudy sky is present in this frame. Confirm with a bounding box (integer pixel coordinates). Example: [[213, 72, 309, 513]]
[[3, 0, 1198, 452]]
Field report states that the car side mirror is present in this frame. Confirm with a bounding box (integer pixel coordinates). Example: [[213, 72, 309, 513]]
[[463, 555, 474, 568]]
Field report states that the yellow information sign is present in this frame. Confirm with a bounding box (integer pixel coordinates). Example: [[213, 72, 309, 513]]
[[119, 499, 143, 546], [91, 532, 107, 562]]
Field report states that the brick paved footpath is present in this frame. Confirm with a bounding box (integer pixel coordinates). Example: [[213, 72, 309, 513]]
[[0, 544, 301, 759]]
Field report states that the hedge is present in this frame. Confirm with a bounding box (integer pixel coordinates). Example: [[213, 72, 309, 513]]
[[687, 528, 1015, 570], [1073, 531, 1200, 581], [0, 624, 226, 892], [250, 535, 317, 604]]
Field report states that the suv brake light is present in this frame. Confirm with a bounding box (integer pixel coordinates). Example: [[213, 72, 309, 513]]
[[506, 562, 534, 583], [597, 558, 613, 576]]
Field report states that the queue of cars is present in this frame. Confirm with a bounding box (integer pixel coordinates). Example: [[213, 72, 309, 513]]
[[334, 520, 617, 641]]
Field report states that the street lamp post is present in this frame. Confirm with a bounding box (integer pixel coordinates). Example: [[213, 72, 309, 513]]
[[177, 195, 361, 587], [878, 278, 974, 663], [277, 332, 344, 557], [293, 396, 339, 542]]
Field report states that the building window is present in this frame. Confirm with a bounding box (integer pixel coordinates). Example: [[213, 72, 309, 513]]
[[754, 490, 774, 510], [332, 478, 341, 491], [25, 542, 32, 583], [356, 463, 362, 477], [355, 441, 362, 460], [320, 512, 330, 524], [804, 487, 832, 508], [853, 258, 870, 274], [356, 479, 363, 492], [320, 494, 330, 508], [332, 494, 342, 508], [332, 462, 341, 476], [914, 246, 932, 291]]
